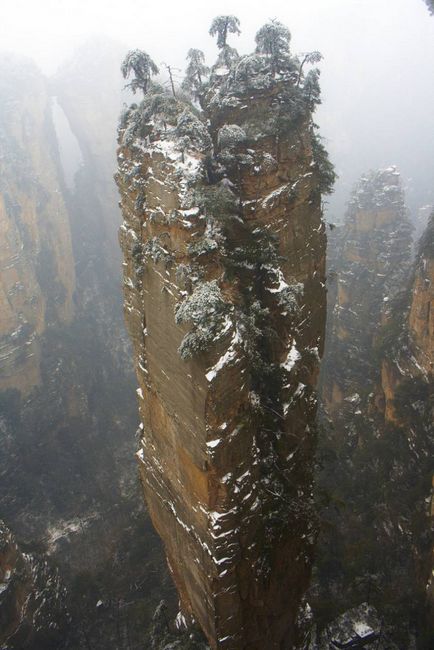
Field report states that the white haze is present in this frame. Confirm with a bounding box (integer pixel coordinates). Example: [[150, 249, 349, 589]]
[[1, 0, 434, 220]]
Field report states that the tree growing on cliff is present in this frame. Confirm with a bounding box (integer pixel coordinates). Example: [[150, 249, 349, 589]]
[[255, 20, 292, 75], [175, 280, 229, 359], [182, 49, 209, 99], [296, 51, 323, 85], [209, 15, 241, 48], [121, 49, 159, 94]]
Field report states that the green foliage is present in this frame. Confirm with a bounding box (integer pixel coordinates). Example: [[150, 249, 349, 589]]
[[188, 220, 223, 257], [175, 108, 212, 151], [209, 15, 241, 49], [120, 88, 182, 144], [278, 282, 304, 314], [194, 183, 238, 220], [217, 124, 246, 150], [121, 49, 159, 94], [175, 281, 229, 359], [255, 20, 291, 74], [302, 68, 321, 108], [311, 133, 337, 195], [213, 45, 240, 70], [182, 49, 209, 99]]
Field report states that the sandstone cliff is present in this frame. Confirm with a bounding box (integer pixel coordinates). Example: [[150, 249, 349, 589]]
[[377, 212, 433, 640], [117, 34, 332, 649], [0, 55, 75, 395]]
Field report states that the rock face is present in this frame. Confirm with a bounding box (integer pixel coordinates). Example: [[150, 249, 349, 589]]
[[0, 55, 75, 396], [379, 212, 433, 637], [321, 167, 412, 421], [0, 520, 69, 649], [117, 45, 331, 648], [316, 170, 433, 646]]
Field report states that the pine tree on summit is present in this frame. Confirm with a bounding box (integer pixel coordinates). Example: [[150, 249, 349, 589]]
[[121, 49, 159, 94], [255, 20, 291, 76], [209, 15, 241, 49]]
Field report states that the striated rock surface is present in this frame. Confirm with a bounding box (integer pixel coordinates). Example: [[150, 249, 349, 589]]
[[117, 41, 332, 649]]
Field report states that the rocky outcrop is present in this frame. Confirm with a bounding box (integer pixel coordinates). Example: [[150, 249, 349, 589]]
[[117, 39, 332, 649]]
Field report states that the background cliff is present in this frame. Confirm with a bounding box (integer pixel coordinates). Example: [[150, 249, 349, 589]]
[[314, 170, 433, 648]]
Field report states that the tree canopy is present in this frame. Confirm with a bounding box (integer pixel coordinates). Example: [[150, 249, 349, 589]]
[[209, 15, 241, 49], [255, 20, 291, 74], [182, 49, 209, 98], [121, 49, 159, 94]]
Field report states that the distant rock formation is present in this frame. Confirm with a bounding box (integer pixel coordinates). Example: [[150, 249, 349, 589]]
[[316, 168, 433, 646], [0, 55, 75, 396], [117, 23, 333, 649]]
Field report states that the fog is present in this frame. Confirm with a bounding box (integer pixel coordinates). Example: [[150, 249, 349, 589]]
[[1, 0, 434, 220]]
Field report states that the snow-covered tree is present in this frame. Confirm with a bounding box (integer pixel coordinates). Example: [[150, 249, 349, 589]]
[[121, 49, 159, 94], [255, 20, 291, 75], [209, 15, 241, 49], [175, 281, 229, 359], [296, 51, 323, 85], [302, 68, 321, 109], [182, 49, 209, 98], [424, 0, 434, 15], [214, 45, 240, 71], [217, 124, 246, 150], [195, 183, 238, 220], [175, 108, 212, 151]]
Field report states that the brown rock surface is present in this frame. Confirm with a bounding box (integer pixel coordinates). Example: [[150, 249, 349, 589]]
[[117, 50, 330, 648], [0, 56, 75, 395]]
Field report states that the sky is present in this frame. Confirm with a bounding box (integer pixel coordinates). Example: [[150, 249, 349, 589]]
[[1, 0, 433, 220]]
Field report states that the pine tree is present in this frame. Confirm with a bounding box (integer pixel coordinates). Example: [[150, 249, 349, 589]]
[[182, 49, 209, 99], [121, 49, 159, 94], [209, 15, 241, 49], [255, 20, 291, 76]]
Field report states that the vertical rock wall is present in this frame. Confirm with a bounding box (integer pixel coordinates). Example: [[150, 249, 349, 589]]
[[0, 56, 75, 395], [117, 52, 329, 649]]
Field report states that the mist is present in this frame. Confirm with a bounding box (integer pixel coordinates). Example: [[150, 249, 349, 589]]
[[1, 0, 433, 221]]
